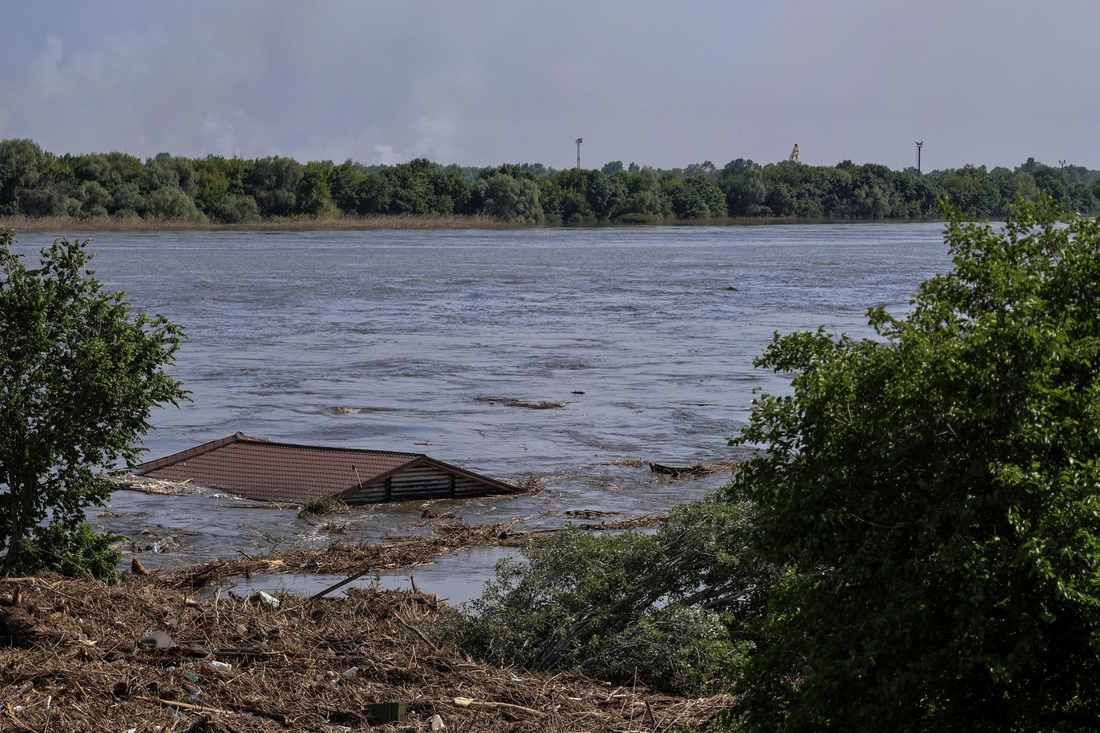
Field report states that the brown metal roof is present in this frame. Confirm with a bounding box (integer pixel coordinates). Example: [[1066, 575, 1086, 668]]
[[134, 432, 520, 503]]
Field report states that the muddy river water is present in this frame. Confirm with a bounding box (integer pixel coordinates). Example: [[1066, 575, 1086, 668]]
[[15, 222, 952, 599]]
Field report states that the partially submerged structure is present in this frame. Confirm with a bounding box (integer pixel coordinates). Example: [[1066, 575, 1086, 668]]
[[133, 432, 520, 504]]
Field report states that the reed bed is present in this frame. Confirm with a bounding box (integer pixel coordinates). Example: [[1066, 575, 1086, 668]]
[[0, 213, 522, 234]]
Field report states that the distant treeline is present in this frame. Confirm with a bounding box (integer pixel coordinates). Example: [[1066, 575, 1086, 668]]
[[1, 138, 1098, 225]]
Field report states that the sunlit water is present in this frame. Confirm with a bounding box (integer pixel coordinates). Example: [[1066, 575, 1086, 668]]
[[13, 223, 952, 585]]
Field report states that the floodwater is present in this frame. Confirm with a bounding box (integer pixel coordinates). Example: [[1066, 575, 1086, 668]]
[[13, 222, 952, 589]]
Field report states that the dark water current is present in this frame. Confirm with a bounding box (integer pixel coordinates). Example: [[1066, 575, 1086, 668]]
[[15, 223, 952, 593]]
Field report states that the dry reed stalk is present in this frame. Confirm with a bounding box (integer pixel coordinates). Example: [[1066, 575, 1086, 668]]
[[0, 214, 525, 234]]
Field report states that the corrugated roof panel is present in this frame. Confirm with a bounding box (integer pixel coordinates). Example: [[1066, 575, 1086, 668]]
[[134, 433, 520, 503]]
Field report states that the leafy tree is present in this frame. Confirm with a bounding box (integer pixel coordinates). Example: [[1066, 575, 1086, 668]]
[[721, 162, 768, 216], [71, 152, 143, 193], [0, 232, 187, 576], [721, 158, 759, 178], [0, 139, 49, 215], [355, 172, 393, 215], [107, 182, 146, 218], [382, 160, 434, 215], [684, 160, 719, 181], [143, 154, 198, 199], [295, 161, 335, 216], [663, 175, 728, 219], [76, 180, 110, 219], [143, 186, 206, 221], [607, 168, 665, 222], [207, 194, 260, 224], [546, 168, 595, 223], [583, 170, 625, 221], [1069, 181, 1099, 214], [765, 180, 796, 217], [470, 173, 543, 223], [941, 164, 1002, 217], [1032, 165, 1071, 204], [379, 158, 469, 216], [244, 156, 303, 217], [329, 159, 365, 214], [730, 200, 1100, 731], [192, 155, 248, 219], [616, 188, 664, 223], [434, 165, 472, 214], [893, 172, 945, 218], [20, 161, 78, 217]]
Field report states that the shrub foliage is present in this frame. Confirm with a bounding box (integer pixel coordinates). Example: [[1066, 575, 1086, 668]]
[[444, 497, 778, 695], [730, 200, 1100, 731]]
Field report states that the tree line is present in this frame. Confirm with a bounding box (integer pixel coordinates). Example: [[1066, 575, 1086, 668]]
[[1, 137, 1099, 224]]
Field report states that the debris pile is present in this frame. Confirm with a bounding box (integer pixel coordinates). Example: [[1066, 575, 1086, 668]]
[[0, 574, 731, 731], [169, 518, 663, 589]]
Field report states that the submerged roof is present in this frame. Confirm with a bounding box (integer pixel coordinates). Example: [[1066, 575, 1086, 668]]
[[133, 432, 520, 503]]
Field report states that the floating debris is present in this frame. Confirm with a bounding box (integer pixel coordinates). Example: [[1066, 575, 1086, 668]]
[[649, 462, 709, 478], [565, 509, 619, 519], [475, 396, 567, 409], [649, 461, 738, 479]]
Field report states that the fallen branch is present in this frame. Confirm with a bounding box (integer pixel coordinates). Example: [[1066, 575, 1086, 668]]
[[134, 695, 287, 724], [475, 396, 566, 409]]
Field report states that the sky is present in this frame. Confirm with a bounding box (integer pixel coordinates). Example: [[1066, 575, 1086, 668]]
[[1, 0, 1098, 172]]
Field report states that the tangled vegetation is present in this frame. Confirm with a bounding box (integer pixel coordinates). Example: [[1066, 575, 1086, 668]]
[[441, 496, 778, 696], [296, 496, 348, 519]]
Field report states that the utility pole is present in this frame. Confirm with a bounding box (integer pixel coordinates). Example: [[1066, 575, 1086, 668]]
[[915, 141, 923, 175], [575, 138, 583, 169]]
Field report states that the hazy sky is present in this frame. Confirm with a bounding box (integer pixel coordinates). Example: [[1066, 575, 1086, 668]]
[[2, 1, 1097, 172]]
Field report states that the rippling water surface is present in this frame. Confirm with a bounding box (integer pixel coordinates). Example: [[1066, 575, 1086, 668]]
[[16, 223, 952, 577]]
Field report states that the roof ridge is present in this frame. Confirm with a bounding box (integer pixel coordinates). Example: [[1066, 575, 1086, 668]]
[[232, 433, 427, 458]]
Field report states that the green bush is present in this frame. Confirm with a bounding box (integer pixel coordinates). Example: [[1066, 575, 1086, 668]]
[[15, 523, 123, 581], [593, 605, 751, 695], [441, 496, 774, 695], [730, 200, 1100, 731]]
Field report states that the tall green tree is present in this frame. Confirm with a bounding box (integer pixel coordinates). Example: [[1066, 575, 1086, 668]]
[[244, 156, 302, 217], [471, 173, 543, 223], [0, 232, 187, 575], [663, 175, 728, 219], [0, 139, 49, 215], [730, 200, 1100, 731]]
